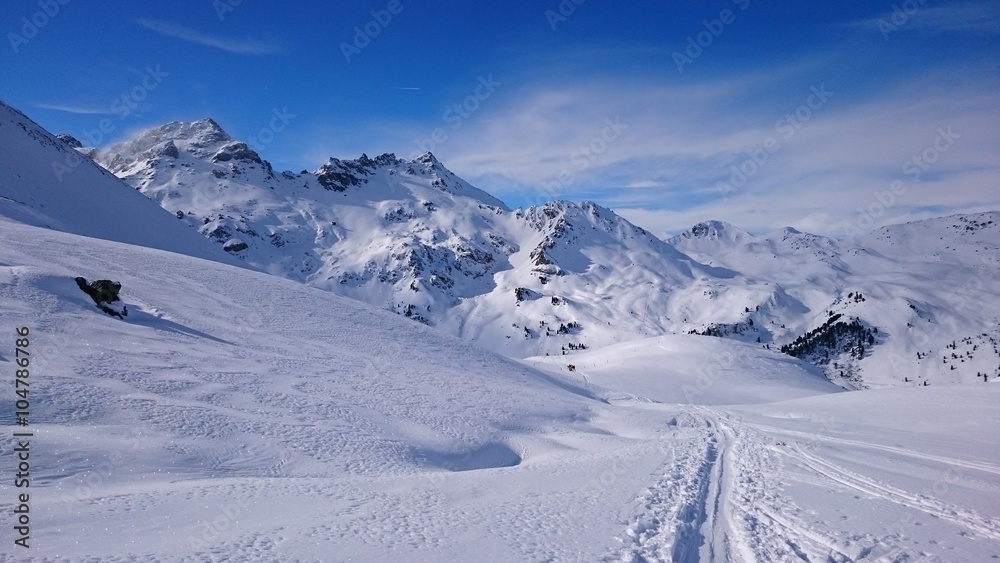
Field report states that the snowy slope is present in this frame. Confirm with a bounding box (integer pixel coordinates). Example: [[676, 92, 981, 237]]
[[0, 215, 605, 560], [0, 217, 996, 561], [724, 386, 1000, 563], [526, 334, 841, 406], [0, 100, 239, 265]]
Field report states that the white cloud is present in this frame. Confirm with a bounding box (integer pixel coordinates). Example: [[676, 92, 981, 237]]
[[844, 1, 1000, 35], [431, 70, 999, 237], [135, 18, 282, 55], [34, 102, 113, 115], [290, 45, 997, 238]]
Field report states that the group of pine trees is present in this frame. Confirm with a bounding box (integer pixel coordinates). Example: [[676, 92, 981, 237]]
[[689, 317, 755, 338], [938, 334, 1000, 380], [779, 314, 876, 363]]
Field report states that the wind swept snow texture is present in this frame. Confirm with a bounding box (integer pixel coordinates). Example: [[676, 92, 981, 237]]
[[0, 216, 602, 560], [527, 334, 841, 406]]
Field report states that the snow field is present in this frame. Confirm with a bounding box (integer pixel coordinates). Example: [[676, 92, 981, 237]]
[[0, 217, 998, 560]]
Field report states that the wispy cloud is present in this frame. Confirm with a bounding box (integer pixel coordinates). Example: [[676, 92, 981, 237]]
[[134, 18, 283, 55], [843, 1, 1000, 35], [300, 60, 998, 238], [294, 39, 998, 238], [427, 68, 999, 237], [34, 102, 113, 115]]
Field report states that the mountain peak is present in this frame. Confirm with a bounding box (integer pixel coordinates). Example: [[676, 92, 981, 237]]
[[414, 151, 440, 165], [149, 118, 232, 145], [673, 220, 751, 243], [168, 118, 233, 147], [193, 116, 223, 129], [102, 118, 234, 165]]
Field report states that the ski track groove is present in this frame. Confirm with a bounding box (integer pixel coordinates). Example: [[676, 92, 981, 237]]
[[721, 415, 859, 563], [701, 413, 733, 563], [752, 424, 1000, 478], [613, 407, 885, 563], [790, 444, 1000, 542], [613, 411, 718, 562]]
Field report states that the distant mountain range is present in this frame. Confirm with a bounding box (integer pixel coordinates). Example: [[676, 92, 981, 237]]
[[3, 99, 998, 389]]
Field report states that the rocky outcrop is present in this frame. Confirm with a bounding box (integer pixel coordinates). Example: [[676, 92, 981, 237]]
[[75, 277, 128, 319], [56, 134, 83, 148]]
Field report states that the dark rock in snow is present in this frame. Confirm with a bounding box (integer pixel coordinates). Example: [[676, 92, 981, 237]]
[[56, 134, 83, 148], [75, 277, 127, 319]]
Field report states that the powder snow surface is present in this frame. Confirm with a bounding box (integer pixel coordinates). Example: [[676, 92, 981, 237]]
[[0, 217, 998, 562]]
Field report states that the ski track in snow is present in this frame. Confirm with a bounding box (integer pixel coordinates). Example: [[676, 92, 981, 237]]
[[612, 407, 874, 563], [787, 445, 1000, 543], [608, 395, 1000, 562], [750, 424, 1000, 478]]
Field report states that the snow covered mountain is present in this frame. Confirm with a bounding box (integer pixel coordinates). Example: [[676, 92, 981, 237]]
[[67, 114, 1000, 389], [85, 118, 752, 358], [669, 213, 1000, 388], [0, 94, 982, 391]]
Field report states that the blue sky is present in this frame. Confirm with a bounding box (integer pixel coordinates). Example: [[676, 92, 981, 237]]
[[2, 0, 998, 236]]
